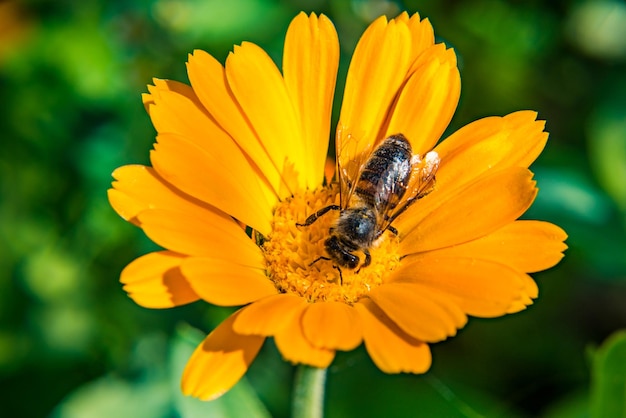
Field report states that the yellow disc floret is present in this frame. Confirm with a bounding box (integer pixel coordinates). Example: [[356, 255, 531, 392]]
[[262, 185, 401, 304]]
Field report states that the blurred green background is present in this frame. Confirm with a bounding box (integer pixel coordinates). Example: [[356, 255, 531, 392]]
[[1, 0, 625, 417]]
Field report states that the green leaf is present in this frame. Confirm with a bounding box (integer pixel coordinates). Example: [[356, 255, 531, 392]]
[[151, 0, 289, 43], [588, 105, 626, 211], [51, 375, 172, 418], [51, 334, 173, 418], [530, 167, 614, 224], [542, 390, 589, 418], [169, 323, 272, 418], [590, 330, 626, 418]]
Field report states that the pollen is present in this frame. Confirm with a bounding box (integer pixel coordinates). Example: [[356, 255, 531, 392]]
[[262, 185, 401, 304]]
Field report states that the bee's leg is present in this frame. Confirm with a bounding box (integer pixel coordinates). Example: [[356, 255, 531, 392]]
[[387, 225, 398, 235], [384, 192, 425, 229], [356, 250, 372, 274], [363, 250, 371, 268], [297, 205, 341, 227], [309, 256, 332, 267], [332, 265, 344, 285]]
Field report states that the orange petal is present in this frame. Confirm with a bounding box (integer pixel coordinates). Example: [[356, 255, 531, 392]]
[[181, 257, 277, 307], [120, 251, 199, 308], [147, 80, 277, 222], [398, 167, 538, 253], [142, 92, 153, 113], [393, 12, 435, 63], [233, 293, 308, 336], [145, 79, 210, 138], [182, 311, 264, 401], [324, 156, 335, 185], [144, 78, 205, 117], [150, 132, 273, 235], [108, 165, 216, 226], [301, 302, 362, 351], [338, 15, 412, 154], [186, 50, 284, 199], [355, 299, 431, 373], [274, 305, 335, 368], [418, 220, 568, 273], [435, 111, 548, 192], [390, 255, 531, 318], [283, 12, 339, 190], [384, 44, 460, 155], [506, 273, 539, 313], [136, 208, 264, 266], [225, 42, 305, 194], [368, 283, 467, 342]]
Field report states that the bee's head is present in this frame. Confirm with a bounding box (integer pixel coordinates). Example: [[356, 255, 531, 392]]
[[325, 235, 360, 269]]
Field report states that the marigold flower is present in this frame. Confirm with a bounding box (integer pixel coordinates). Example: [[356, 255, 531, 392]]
[[108, 12, 567, 400]]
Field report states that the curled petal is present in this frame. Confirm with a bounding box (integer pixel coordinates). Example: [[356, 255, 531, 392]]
[[355, 299, 432, 373], [368, 283, 467, 342], [121, 251, 199, 308], [182, 311, 264, 401]]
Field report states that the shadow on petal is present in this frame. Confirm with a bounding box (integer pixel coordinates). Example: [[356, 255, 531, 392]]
[[182, 310, 265, 401]]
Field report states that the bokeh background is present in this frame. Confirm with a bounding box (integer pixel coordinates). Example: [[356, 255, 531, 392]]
[[1, 0, 625, 417]]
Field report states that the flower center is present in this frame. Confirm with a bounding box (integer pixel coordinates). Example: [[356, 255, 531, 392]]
[[262, 185, 401, 304]]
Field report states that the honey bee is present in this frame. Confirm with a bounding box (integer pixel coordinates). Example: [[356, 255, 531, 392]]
[[298, 130, 440, 276]]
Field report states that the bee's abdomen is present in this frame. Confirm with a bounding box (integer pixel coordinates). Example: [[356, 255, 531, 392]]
[[355, 134, 412, 209]]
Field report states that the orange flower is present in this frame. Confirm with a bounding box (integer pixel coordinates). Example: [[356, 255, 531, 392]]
[[108, 12, 567, 400]]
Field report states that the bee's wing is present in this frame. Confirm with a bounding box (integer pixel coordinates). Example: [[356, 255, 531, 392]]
[[377, 150, 441, 235], [335, 124, 377, 209]]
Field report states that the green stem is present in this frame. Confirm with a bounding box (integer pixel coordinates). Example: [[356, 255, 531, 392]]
[[292, 365, 327, 418]]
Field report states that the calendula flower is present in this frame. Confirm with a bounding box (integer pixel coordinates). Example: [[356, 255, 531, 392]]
[[108, 12, 567, 401]]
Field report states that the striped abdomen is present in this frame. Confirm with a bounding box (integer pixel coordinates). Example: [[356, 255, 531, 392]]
[[355, 134, 412, 212]]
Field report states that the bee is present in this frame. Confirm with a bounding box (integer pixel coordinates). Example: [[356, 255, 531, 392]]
[[298, 130, 440, 276]]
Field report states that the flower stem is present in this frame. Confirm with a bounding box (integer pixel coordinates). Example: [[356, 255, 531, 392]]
[[292, 365, 327, 418]]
